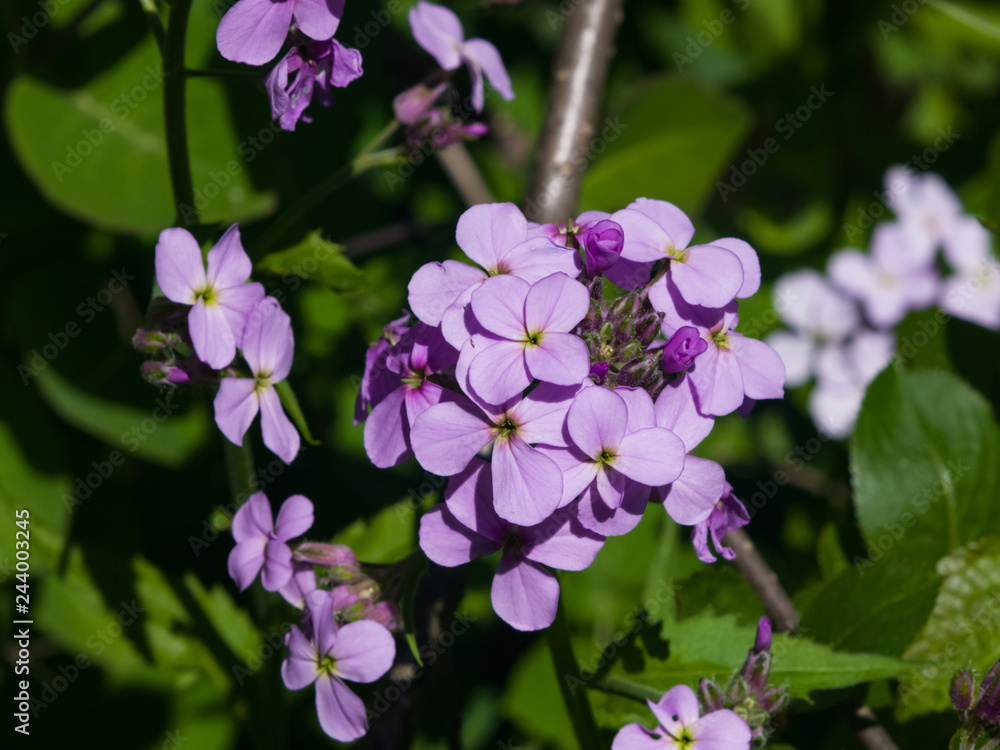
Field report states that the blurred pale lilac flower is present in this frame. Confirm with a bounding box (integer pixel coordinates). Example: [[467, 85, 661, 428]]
[[408, 1, 514, 112]]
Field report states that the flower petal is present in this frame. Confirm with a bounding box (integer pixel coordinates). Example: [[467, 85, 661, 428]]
[[653, 377, 714, 451], [670, 244, 743, 308], [463, 38, 514, 101], [214, 378, 259, 446], [419, 505, 502, 566], [408, 0, 464, 70], [364, 387, 412, 468], [691, 708, 753, 750], [261, 538, 293, 591], [411, 400, 494, 476], [471, 275, 530, 340], [315, 675, 368, 742], [155, 227, 205, 304], [232, 491, 274, 541], [228, 538, 266, 591], [331, 620, 395, 683], [614, 427, 685, 487], [456, 202, 527, 271], [567, 386, 627, 458], [190, 298, 237, 369], [491, 555, 559, 631], [259, 386, 301, 464], [216, 0, 295, 65], [468, 339, 532, 405], [206, 224, 252, 289], [491, 436, 562, 526], [274, 494, 314, 541], [524, 333, 590, 387], [293, 0, 344, 42], [281, 625, 319, 690], [242, 297, 295, 379], [729, 335, 785, 401], [524, 272, 590, 333], [712, 237, 760, 299], [611, 723, 667, 750], [521, 510, 604, 571], [660, 457, 725, 526], [648, 684, 700, 736], [408, 260, 486, 325]]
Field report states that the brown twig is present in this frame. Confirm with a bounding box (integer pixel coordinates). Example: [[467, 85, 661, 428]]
[[724, 528, 900, 750], [523, 0, 625, 223], [436, 144, 495, 206]]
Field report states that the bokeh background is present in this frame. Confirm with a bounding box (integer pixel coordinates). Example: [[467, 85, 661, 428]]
[[2, 0, 1000, 748]]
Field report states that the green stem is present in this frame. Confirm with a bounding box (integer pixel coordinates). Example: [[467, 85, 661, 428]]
[[591, 675, 665, 705], [249, 123, 403, 257], [222, 438, 256, 508], [163, 0, 196, 226], [546, 600, 601, 750]]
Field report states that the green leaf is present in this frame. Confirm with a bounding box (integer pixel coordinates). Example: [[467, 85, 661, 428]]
[[275, 380, 319, 445], [35, 367, 209, 468], [256, 230, 364, 292], [851, 368, 1000, 566], [898, 537, 1000, 720], [610, 612, 914, 701], [579, 76, 752, 214], [502, 640, 578, 750], [675, 566, 765, 626], [4, 40, 274, 234], [798, 560, 940, 657], [332, 498, 417, 563]]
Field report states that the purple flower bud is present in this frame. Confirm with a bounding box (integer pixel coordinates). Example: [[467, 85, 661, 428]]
[[580, 219, 623, 276], [294, 542, 360, 571], [368, 601, 402, 631], [589, 361, 609, 383], [753, 617, 772, 655], [394, 81, 448, 124], [618, 356, 657, 387], [132, 328, 181, 353], [140, 360, 190, 386], [950, 669, 975, 713], [635, 311, 665, 348], [975, 661, 1000, 724], [662, 326, 708, 373], [699, 678, 726, 712]]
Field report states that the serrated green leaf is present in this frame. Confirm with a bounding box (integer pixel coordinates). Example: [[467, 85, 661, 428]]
[[817, 523, 849, 581], [851, 368, 1000, 566], [579, 76, 752, 214], [898, 537, 1000, 720], [34, 367, 209, 467], [256, 230, 364, 292]]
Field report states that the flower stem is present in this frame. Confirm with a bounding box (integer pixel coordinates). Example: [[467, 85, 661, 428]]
[[590, 675, 664, 704], [546, 599, 601, 750], [249, 127, 403, 257], [222, 437, 256, 508], [163, 0, 196, 226], [136, 0, 166, 54]]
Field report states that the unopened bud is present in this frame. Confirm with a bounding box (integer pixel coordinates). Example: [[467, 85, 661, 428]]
[[294, 542, 360, 571], [699, 678, 726, 712], [132, 328, 181, 353], [140, 360, 190, 386], [950, 669, 975, 713], [662, 326, 708, 373], [975, 661, 1000, 724]]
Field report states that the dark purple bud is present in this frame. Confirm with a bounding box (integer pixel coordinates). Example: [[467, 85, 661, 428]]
[[754, 617, 773, 655], [760, 685, 790, 714], [699, 678, 726, 712], [294, 542, 359, 571], [610, 291, 641, 320], [950, 669, 975, 713], [140, 360, 190, 386], [368, 601, 403, 631], [132, 328, 181, 353], [662, 326, 708, 373], [635, 311, 665, 348], [393, 81, 448, 124], [618, 356, 656, 387], [589, 362, 609, 383], [975, 661, 1000, 724], [580, 219, 624, 276]]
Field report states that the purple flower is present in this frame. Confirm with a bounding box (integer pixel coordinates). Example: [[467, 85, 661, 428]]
[[265, 37, 363, 131], [660, 294, 785, 418], [610, 198, 759, 309], [691, 484, 750, 563], [527, 210, 611, 247], [394, 82, 449, 124], [408, 1, 514, 112], [884, 165, 964, 267], [282, 590, 395, 742], [653, 378, 725, 526], [580, 219, 624, 276], [407, 203, 580, 349], [214, 297, 301, 464], [828, 223, 939, 329], [419, 458, 603, 631], [355, 312, 412, 425], [765, 269, 860, 388], [363, 324, 459, 468], [411, 381, 581, 526], [279, 562, 318, 609], [661, 326, 708, 373], [217, 0, 345, 66], [940, 255, 1000, 331], [228, 492, 314, 591], [612, 684, 751, 750], [464, 273, 591, 404], [536, 386, 685, 537], [154, 224, 265, 369]]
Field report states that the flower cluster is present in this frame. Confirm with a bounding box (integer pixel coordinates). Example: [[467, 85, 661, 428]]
[[767, 166, 1000, 438], [216, 0, 512, 135], [134, 225, 302, 465], [951, 660, 1000, 750], [228, 493, 400, 742], [357, 199, 785, 631]]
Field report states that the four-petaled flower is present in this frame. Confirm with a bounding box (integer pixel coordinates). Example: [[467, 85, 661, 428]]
[[228, 492, 314, 591], [214, 297, 301, 464], [612, 684, 751, 750], [282, 590, 396, 741], [155, 224, 264, 369]]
